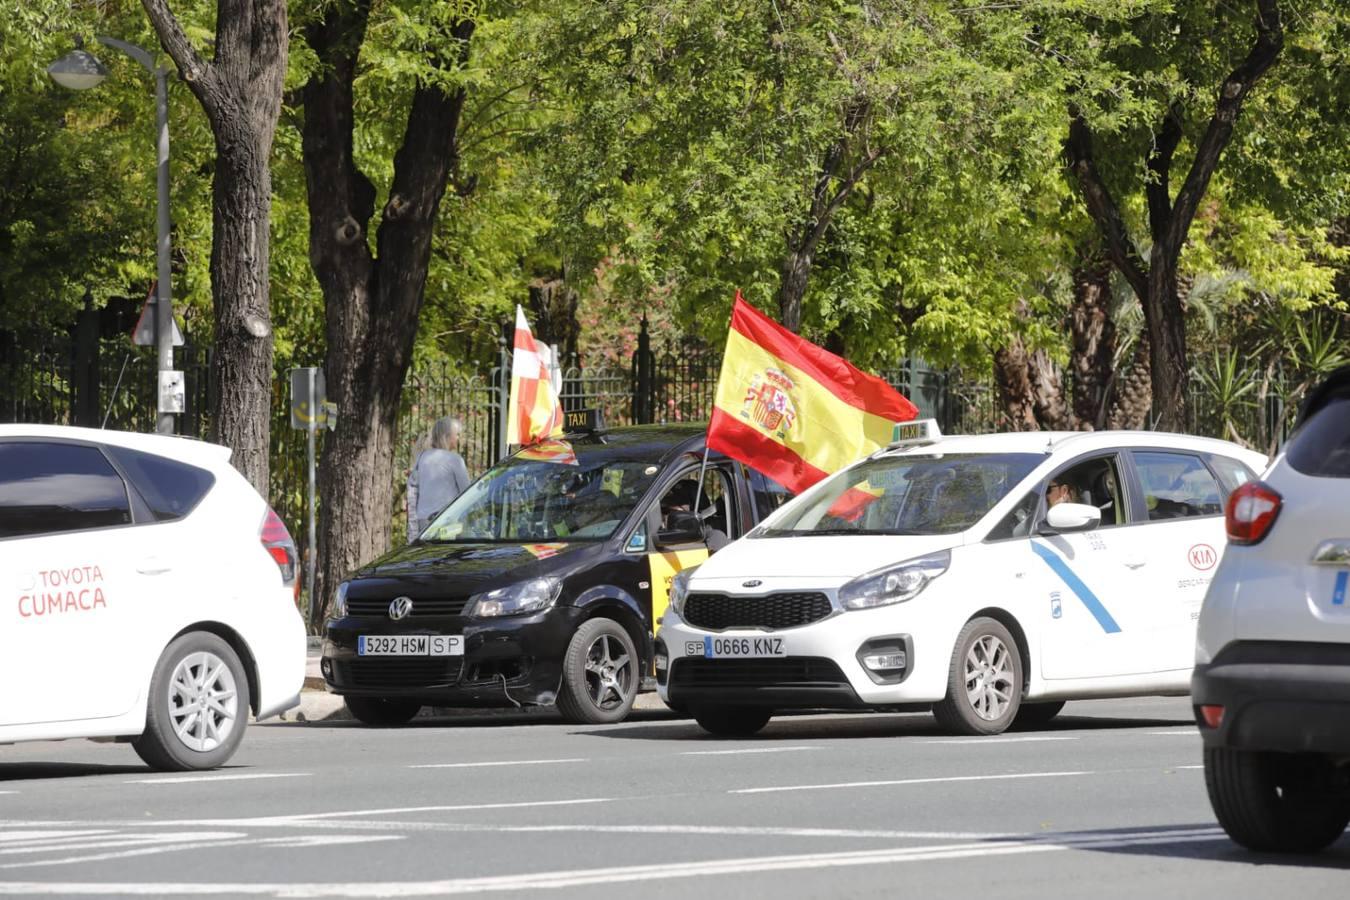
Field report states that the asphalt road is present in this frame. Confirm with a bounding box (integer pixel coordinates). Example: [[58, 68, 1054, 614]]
[[0, 697, 1346, 898]]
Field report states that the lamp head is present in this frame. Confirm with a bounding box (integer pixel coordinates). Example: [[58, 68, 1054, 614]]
[[48, 49, 108, 90]]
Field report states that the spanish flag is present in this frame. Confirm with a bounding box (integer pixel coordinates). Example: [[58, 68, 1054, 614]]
[[707, 294, 918, 493], [507, 305, 564, 446]]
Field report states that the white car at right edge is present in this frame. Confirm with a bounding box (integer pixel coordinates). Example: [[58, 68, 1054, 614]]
[[1194, 365, 1350, 853], [657, 421, 1265, 737]]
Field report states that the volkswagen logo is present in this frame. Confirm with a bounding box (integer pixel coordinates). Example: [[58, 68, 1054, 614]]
[[388, 596, 414, 620], [741, 579, 763, 589]]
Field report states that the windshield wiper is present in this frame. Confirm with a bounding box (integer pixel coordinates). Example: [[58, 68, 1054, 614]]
[[765, 527, 929, 537]]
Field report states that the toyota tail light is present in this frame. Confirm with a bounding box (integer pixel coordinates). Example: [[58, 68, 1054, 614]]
[[1225, 481, 1282, 546], [260, 507, 300, 599]]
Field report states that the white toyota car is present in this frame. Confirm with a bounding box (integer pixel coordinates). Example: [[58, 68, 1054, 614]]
[[0, 426, 306, 770], [656, 421, 1266, 736]]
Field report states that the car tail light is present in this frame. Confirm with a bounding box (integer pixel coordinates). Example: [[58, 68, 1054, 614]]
[[1225, 482, 1282, 545], [1199, 705, 1225, 729], [261, 508, 300, 598]]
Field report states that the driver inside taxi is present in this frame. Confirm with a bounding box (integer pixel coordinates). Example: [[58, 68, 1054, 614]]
[[661, 478, 729, 552], [1046, 478, 1080, 508]]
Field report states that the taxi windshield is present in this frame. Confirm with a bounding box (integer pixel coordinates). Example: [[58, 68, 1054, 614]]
[[421, 440, 661, 543], [755, 452, 1040, 537]]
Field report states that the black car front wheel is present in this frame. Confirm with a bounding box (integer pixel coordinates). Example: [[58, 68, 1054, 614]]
[[558, 618, 638, 725], [344, 696, 422, 727]]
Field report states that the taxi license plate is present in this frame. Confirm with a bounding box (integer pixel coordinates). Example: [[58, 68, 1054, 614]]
[[358, 635, 464, 656], [692, 636, 787, 659]]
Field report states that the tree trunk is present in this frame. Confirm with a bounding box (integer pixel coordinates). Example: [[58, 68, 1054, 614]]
[[527, 277, 580, 361], [305, 7, 476, 623], [993, 338, 1039, 431], [1068, 253, 1115, 429], [1106, 334, 1152, 430], [778, 246, 815, 333], [209, 126, 276, 486], [1143, 249, 1189, 432], [140, 0, 288, 494]]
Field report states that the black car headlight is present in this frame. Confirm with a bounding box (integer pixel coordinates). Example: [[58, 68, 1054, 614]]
[[468, 577, 562, 617]]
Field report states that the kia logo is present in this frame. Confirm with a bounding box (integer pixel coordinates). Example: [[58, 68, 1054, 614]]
[[742, 579, 763, 589], [1188, 544, 1217, 571], [388, 596, 414, 620]]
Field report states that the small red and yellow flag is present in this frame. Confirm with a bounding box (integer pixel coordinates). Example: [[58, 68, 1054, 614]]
[[507, 305, 564, 446], [706, 294, 918, 494]]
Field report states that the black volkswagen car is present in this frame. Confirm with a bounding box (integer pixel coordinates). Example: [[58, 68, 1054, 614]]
[[322, 421, 791, 725]]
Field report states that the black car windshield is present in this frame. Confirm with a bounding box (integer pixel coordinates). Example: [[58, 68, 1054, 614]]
[[755, 452, 1040, 537], [421, 439, 662, 542]]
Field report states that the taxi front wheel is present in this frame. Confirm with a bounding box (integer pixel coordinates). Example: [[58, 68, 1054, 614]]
[[558, 618, 638, 725], [133, 632, 250, 771], [933, 617, 1023, 736]]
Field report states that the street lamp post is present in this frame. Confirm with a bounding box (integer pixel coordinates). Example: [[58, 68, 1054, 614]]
[[49, 38, 177, 435]]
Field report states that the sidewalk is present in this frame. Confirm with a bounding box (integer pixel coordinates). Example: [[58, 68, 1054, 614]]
[[281, 637, 668, 723]]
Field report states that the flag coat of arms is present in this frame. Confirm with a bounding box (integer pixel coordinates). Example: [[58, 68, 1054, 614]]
[[707, 294, 919, 494], [507, 305, 564, 446]]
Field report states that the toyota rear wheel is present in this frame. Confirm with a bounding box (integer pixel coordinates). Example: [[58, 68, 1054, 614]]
[[133, 632, 250, 771]]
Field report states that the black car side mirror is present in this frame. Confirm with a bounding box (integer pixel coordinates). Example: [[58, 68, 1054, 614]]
[[657, 510, 704, 547]]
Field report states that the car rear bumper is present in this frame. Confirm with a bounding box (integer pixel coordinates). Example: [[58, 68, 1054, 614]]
[[1192, 640, 1350, 754], [322, 608, 581, 707]]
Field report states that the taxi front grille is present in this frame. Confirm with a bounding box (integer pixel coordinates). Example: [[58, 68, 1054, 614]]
[[331, 658, 463, 689], [683, 592, 832, 630], [669, 657, 848, 689], [345, 597, 471, 618]]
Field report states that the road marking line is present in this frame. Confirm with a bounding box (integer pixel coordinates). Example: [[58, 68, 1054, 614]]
[[123, 773, 310, 785], [0, 833, 113, 847], [0, 826, 1231, 895], [1174, 765, 1204, 770], [730, 770, 1091, 795], [408, 758, 585, 769], [919, 736, 1079, 745], [0, 834, 246, 870], [1141, 730, 1199, 736], [243, 798, 616, 825], [681, 746, 821, 756]]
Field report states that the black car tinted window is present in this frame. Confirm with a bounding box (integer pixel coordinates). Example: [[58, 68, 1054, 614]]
[[106, 445, 215, 520], [747, 468, 794, 520], [0, 442, 132, 538], [1286, 396, 1350, 478]]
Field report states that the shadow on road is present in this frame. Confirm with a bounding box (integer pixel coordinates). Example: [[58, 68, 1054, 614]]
[[0, 761, 152, 782], [576, 710, 1196, 742], [1058, 822, 1350, 870], [296, 706, 682, 730]]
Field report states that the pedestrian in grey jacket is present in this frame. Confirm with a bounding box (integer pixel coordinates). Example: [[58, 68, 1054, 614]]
[[407, 416, 470, 541]]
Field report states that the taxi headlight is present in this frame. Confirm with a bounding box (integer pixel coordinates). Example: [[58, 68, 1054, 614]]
[[469, 577, 561, 617], [332, 581, 349, 618], [837, 551, 950, 610], [668, 566, 701, 617]]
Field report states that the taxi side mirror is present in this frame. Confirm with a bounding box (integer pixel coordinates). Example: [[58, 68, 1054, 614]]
[[657, 510, 704, 547], [1039, 502, 1101, 535]]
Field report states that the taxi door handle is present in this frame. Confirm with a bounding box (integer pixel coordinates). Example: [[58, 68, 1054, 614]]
[[1123, 561, 1147, 570], [137, 558, 173, 576]]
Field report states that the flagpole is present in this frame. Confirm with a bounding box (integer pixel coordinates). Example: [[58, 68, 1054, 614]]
[[691, 445, 711, 517]]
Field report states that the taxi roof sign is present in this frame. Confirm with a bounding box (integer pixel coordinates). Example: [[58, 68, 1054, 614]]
[[563, 408, 605, 434], [890, 418, 942, 447]]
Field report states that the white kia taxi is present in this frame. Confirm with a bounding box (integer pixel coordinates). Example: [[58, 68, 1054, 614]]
[[0, 426, 306, 770], [656, 421, 1266, 736]]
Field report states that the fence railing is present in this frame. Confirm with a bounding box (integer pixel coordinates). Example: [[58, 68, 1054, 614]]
[[16, 321, 1301, 568]]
